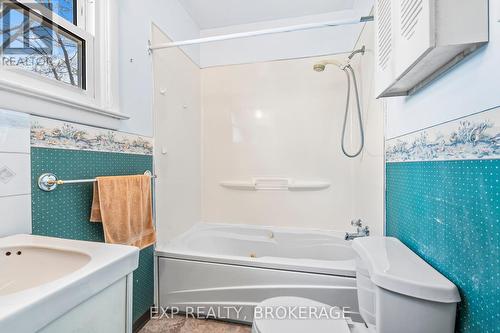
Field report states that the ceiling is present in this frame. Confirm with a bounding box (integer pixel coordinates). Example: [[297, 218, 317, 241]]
[[178, 0, 356, 29]]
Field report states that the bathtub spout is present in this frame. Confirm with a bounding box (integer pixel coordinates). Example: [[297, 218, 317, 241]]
[[345, 219, 370, 241]]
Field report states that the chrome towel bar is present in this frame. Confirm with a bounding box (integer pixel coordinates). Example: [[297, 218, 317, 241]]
[[38, 171, 157, 192]]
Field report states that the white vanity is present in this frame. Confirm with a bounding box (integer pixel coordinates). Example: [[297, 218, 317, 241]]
[[0, 234, 139, 333]]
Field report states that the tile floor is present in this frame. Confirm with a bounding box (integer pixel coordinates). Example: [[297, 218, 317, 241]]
[[139, 315, 252, 333]]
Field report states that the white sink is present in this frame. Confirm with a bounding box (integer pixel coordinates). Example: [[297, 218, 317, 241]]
[[0, 246, 91, 296], [0, 234, 139, 332]]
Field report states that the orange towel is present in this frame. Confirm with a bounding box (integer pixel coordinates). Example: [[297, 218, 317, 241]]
[[90, 175, 156, 249]]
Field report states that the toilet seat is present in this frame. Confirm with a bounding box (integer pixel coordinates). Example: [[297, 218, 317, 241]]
[[252, 297, 351, 333]]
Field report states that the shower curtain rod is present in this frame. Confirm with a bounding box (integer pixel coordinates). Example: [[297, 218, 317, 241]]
[[149, 16, 374, 51]]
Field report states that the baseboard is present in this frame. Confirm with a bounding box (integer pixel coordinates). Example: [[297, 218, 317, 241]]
[[133, 308, 152, 333]]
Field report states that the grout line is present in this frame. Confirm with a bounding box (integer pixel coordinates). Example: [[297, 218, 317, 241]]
[[0, 193, 31, 199], [0, 151, 30, 155]]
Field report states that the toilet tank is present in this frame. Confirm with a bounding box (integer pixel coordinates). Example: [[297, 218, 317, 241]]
[[352, 237, 461, 333]]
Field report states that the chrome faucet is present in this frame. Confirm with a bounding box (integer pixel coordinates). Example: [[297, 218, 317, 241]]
[[345, 219, 370, 241]]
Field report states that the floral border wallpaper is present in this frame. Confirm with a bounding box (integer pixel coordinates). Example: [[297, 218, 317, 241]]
[[386, 107, 500, 163], [31, 116, 153, 155]]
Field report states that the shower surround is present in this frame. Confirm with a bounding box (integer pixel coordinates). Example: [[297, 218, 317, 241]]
[[201, 52, 384, 236]]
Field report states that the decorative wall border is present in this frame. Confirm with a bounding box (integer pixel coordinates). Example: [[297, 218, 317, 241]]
[[31, 116, 153, 155], [386, 107, 500, 162]]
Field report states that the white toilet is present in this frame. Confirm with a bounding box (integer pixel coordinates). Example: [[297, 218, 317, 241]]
[[252, 237, 461, 333]]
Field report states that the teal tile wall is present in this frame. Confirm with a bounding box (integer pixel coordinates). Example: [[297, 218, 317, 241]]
[[386, 160, 500, 333], [31, 147, 154, 323]]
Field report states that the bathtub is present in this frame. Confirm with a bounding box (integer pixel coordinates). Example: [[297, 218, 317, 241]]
[[155, 223, 360, 323]]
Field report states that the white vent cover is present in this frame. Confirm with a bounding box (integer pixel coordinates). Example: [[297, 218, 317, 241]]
[[400, 0, 423, 40], [375, 0, 489, 97], [376, 0, 392, 71]]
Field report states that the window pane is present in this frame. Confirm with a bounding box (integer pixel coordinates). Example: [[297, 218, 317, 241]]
[[0, 2, 85, 89], [34, 0, 76, 25]]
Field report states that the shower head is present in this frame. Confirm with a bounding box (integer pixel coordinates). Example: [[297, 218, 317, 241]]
[[314, 46, 366, 72], [313, 60, 344, 72], [313, 63, 326, 72]]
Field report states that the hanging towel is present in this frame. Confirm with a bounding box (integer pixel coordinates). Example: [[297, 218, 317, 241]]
[[90, 175, 156, 249]]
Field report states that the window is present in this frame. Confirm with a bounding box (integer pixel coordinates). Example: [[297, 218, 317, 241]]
[[0, 0, 125, 122], [34, 0, 77, 25], [1, 1, 85, 88], [1, 0, 91, 90]]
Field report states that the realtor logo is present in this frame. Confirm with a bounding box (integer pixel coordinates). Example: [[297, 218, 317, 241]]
[[1, 2, 55, 56]]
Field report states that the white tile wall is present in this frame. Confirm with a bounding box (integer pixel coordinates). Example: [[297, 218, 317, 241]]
[[350, 24, 385, 237], [0, 195, 32, 236], [0, 109, 31, 237], [0, 110, 30, 153], [0, 153, 31, 197], [152, 26, 202, 243], [201, 54, 385, 233]]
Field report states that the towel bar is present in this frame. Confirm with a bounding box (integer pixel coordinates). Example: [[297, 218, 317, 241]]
[[38, 171, 157, 192]]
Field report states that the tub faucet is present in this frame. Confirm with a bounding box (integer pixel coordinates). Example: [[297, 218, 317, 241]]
[[345, 219, 370, 241]]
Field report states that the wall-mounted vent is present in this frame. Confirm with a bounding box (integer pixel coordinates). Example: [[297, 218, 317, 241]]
[[375, 0, 489, 98], [377, 0, 392, 70], [401, 0, 423, 40]]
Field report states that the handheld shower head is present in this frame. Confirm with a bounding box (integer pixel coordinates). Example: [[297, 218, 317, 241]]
[[313, 63, 326, 72], [312, 60, 344, 72]]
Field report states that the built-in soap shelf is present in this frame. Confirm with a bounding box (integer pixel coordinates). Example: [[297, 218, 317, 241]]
[[220, 178, 330, 191]]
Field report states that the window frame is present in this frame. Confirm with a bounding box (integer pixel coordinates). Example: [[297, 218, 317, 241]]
[[0, 0, 128, 124]]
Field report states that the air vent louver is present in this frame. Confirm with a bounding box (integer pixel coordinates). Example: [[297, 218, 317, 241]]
[[377, 0, 392, 70], [401, 0, 423, 40], [374, 0, 488, 97]]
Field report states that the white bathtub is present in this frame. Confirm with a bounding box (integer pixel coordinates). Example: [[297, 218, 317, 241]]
[[155, 223, 359, 323]]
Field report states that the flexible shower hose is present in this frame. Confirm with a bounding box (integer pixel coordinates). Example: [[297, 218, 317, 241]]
[[340, 65, 365, 158]]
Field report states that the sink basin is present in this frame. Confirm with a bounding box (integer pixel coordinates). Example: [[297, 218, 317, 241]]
[[0, 246, 91, 296], [0, 234, 139, 333]]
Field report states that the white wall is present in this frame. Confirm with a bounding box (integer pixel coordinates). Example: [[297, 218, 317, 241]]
[[144, 3, 385, 236], [0, 110, 31, 237], [118, 0, 201, 137], [386, 1, 500, 139], [200, 49, 384, 234], [350, 23, 385, 236], [200, 11, 363, 68], [116, 0, 375, 135], [0, 1, 199, 138], [199, 0, 373, 68], [152, 26, 201, 243]]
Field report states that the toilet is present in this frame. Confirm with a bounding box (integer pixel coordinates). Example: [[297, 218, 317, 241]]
[[252, 237, 461, 333]]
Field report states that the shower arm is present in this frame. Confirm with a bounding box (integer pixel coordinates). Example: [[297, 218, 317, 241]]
[[348, 45, 366, 60]]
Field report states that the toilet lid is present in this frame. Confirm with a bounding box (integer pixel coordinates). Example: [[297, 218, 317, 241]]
[[253, 297, 350, 333]]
